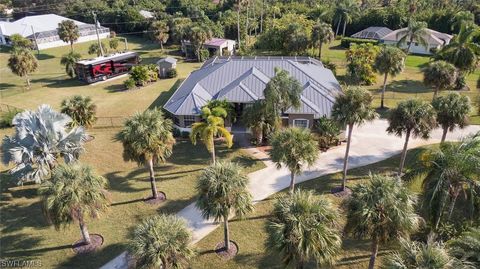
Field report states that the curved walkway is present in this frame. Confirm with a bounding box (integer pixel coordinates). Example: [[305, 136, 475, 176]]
[[101, 120, 480, 269]]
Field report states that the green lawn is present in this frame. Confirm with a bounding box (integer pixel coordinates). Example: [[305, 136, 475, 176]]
[[191, 146, 433, 269]]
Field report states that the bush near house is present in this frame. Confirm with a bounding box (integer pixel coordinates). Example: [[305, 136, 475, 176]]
[[167, 68, 178, 78], [198, 49, 210, 62], [128, 64, 159, 87], [340, 37, 378, 48]]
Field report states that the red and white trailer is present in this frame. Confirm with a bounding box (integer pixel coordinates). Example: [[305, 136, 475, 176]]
[[75, 52, 139, 83]]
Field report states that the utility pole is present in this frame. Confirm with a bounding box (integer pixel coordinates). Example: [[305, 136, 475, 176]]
[[92, 11, 104, 57], [31, 26, 40, 55]]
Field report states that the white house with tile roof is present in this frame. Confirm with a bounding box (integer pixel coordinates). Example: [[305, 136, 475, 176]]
[[380, 27, 452, 55]]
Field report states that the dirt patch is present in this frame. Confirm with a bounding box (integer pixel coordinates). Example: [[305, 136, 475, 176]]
[[144, 191, 167, 205], [331, 186, 352, 197], [72, 234, 104, 254], [214, 241, 239, 260]]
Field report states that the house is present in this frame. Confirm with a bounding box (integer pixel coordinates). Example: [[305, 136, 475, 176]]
[[0, 14, 110, 50], [163, 56, 342, 132], [351, 26, 392, 40], [139, 10, 154, 19], [181, 38, 236, 58], [380, 28, 452, 55], [157, 57, 177, 78]]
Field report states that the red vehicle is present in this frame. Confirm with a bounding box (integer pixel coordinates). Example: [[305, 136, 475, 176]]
[[75, 52, 139, 83]]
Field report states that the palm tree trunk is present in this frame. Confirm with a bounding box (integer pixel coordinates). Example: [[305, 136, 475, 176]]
[[79, 219, 91, 245], [441, 126, 448, 143], [318, 43, 323, 59], [245, 3, 249, 45], [335, 18, 341, 37], [224, 215, 230, 251], [342, 123, 354, 191], [406, 38, 413, 55], [211, 137, 216, 164], [342, 19, 347, 37], [237, 5, 241, 49], [25, 74, 31, 89], [433, 87, 439, 99], [368, 237, 379, 269], [260, 0, 264, 33], [160, 41, 164, 51], [70, 42, 74, 52], [148, 158, 158, 199], [399, 129, 411, 175], [289, 171, 296, 194], [296, 259, 304, 269], [448, 187, 460, 220], [381, 73, 388, 108]]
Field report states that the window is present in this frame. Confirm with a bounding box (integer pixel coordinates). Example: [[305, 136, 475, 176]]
[[293, 119, 309, 128], [184, 115, 196, 127], [173, 116, 180, 126]]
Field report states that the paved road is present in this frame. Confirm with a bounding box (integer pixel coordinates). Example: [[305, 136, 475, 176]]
[[101, 120, 480, 269]]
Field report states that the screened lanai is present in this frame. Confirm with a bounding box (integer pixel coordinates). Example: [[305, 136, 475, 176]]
[[351, 27, 393, 40]]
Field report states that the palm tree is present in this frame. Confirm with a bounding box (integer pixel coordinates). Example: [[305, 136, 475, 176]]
[[61, 95, 97, 128], [187, 25, 212, 62], [60, 51, 81, 78], [57, 20, 80, 52], [267, 190, 342, 268], [7, 48, 38, 88], [2, 104, 87, 185], [269, 128, 319, 194], [150, 20, 169, 51], [423, 61, 458, 99], [117, 108, 175, 200], [448, 227, 480, 268], [312, 21, 334, 59], [382, 238, 455, 269], [387, 99, 436, 175], [190, 107, 233, 164], [196, 161, 253, 252], [451, 11, 475, 31], [396, 20, 429, 55], [242, 100, 273, 145], [39, 163, 109, 246], [374, 46, 406, 108], [432, 93, 471, 142], [128, 215, 195, 269], [333, 0, 358, 37], [345, 174, 420, 269], [331, 86, 377, 192]]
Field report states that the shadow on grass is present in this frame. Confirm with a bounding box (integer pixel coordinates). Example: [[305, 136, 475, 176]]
[[0, 233, 44, 259], [1, 201, 49, 233], [105, 171, 149, 193], [56, 242, 127, 269], [387, 79, 430, 94], [36, 53, 55, 60], [148, 78, 183, 109], [30, 77, 85, 89], [105, 83, 126, 93], [0, 82, 17, 90]]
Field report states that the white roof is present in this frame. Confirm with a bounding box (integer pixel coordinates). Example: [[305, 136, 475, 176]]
[[157, 57, 177, 64], [139, 10, 154, 19], [76, 51, 138, 65], [0, 14, 85, 37], [381, 28, 453, 46]]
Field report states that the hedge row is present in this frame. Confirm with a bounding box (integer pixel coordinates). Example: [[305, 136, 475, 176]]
[[340, 37, 379, 48]]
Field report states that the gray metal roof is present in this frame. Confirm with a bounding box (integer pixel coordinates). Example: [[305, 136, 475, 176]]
[[157, 57, 177, 64], [351, 27, 393, 40], [164, 56, 342, 118]]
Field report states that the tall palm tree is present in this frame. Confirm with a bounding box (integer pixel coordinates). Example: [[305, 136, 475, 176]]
[[150, 20, 169, 51], [7, 47, 38, 88], [334, 0, 358, 37], [432, 93, 471, 142], [196, 161, 253, 252], [345, 174, 420, 269], [269, 128, 319, 194], [331, 86, 377, 192], [448, 227, 480, 268], [60, 51, 81, 78], [39, 163, 109, 246], [187, 25, 213, 62], [2, 104, 87, 185], [57, 20, 80, 52], [312, 21, 334, 59], [117, 108, 175, 200], [61, 95, 97, 128], [373, 46, 406, 108], [267, 190, 342, 268], [382, 238, 455, 269], [190, 107, 233, 164], [128, 215, 195, 269], [387, 99, 436, 175], [396, 20, 429, 55], [423, 61, 458, 99]]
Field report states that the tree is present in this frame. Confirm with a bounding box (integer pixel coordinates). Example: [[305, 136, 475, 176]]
[[117, 109, 175, 200], [312, 21, 334, 59], [150, 20, 169, 51], [88, 42, 108, 56], [187, 25, 212, 62], [267, 190, 342, 268], [432, 93, 471, 143], [448, 227, 480, 268], [9, 34, 32, 49], [334, 0, 358, 37], [331, 87, 377, 192], [269, 128, 319, 194], [423, 61, 458, 99], [60, 51, 81, 78], [61, 95, 97, 128], [57, 20, 80, 52], [128, 215, 195, 269], [345, 174, 420, 269], [196, 161, 253, 252], [190, 106, 233, 164], [2, 105, 87, 185], [374, 46, 406, 108], [242, 100, 273, 145], [387, 99, 436, 174], [451, 11, 475, 31], [283, 22, 310, 55], [109, 38, 119, 51], [396, 20, 429, 55], [7, 48, 38, 88], [382, 238, 455, 269], [346, 43, 380, 85], [39, 163, 109, 245]]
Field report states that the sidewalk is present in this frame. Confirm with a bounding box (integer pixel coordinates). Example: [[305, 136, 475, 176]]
[[101, 120, 480, 269]]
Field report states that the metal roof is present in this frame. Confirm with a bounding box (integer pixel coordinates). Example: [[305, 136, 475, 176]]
[[351, 27, 393, 40], [76, 51, 138, 65], [164, 56, 342, 118], [381, 28, 453, 46], [157, 57, 177, 64]]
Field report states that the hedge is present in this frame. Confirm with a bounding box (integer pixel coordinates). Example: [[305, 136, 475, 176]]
[[340, 37, 379, 48]]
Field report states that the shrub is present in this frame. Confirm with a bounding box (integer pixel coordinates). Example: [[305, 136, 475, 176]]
[[313, 116, 340, 149], [198, 49, 210, 62], [167, 68, 178, 78], [322, 60, 337, 76], [109, 38, 119, 51], [130, 65, 150, 86], [146, 64, 159, 82], [0, 108, 22, 128], [88, 42, 108, 56], [172, 127, 181, 137], [124, 78, 136, 90], [181, 131, 190, 139], [340, 37, 378, 48], [346, 43, 380, 85]]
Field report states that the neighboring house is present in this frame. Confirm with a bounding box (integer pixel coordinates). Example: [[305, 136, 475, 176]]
[[164, 56, 342, 132], [0, 14, 110, 50], [380, 28, 452, 55], [351, 26, 392, 40], [139, 10, 154, 19], [157, 57, 177, 78], [181, 38, 236, 58]]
